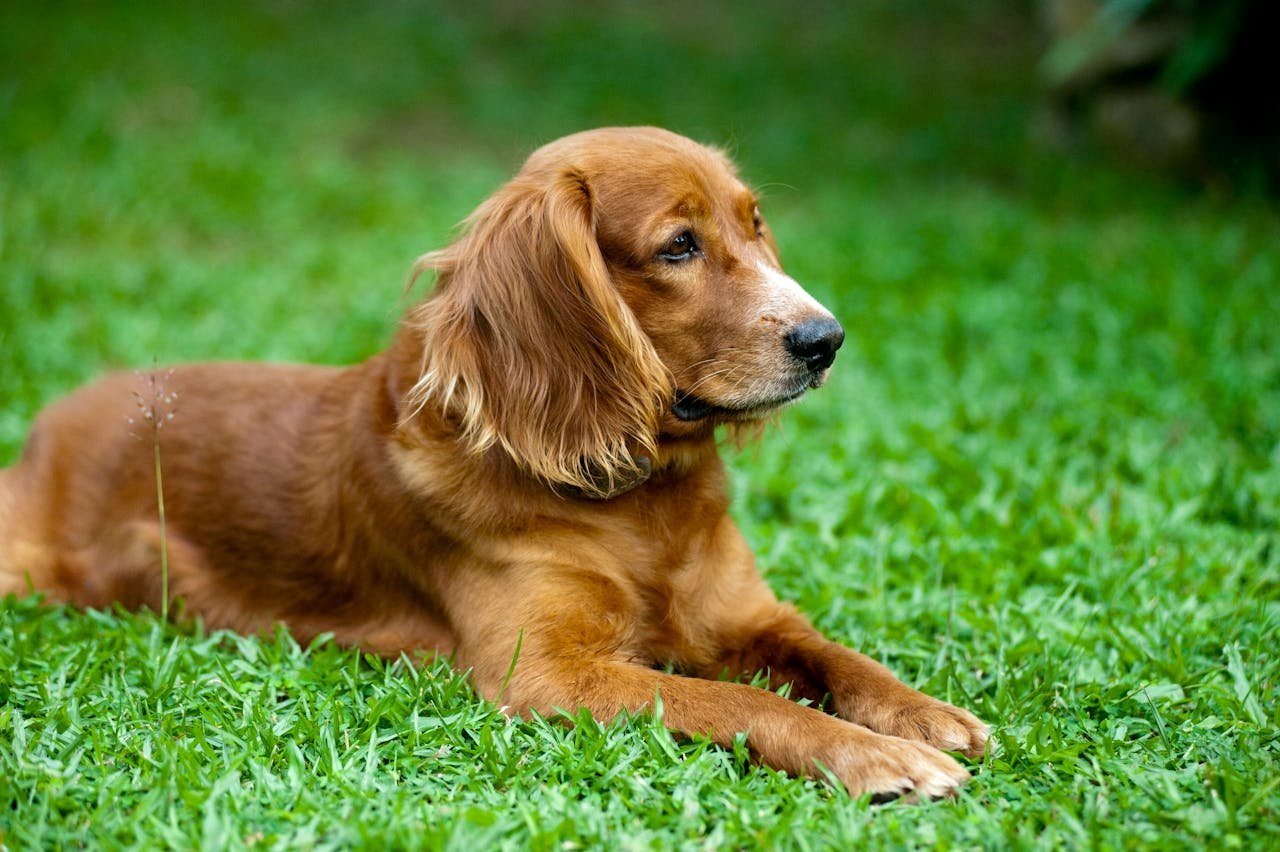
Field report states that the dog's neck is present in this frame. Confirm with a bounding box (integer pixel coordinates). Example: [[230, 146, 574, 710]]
[[554, 426, 721, 501]]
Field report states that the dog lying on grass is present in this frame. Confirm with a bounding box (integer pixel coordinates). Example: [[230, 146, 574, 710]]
[[0, 127, 987, 799]]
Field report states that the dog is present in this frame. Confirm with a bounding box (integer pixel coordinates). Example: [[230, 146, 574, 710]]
[[0, 127, 987, 799]]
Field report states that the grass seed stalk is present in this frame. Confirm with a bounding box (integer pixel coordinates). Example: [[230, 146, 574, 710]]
[[129, 367, 177, 622]]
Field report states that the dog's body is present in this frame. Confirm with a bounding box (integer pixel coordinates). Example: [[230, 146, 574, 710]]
[[0, 127, 986, 799]]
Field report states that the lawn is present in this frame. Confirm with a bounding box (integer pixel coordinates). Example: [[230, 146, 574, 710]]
[[2, 1, 1278, 848]]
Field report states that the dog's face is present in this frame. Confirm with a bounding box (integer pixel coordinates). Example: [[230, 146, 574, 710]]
[[409, 127, 844, 495], [527, 127, 844, 426]]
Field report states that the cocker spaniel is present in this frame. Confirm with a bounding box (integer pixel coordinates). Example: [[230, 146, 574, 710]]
[[0, 127, 987, 799]]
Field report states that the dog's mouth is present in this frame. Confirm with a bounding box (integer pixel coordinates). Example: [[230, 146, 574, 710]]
[[671, 384, 812, 423], [671, 392, 716, 422]]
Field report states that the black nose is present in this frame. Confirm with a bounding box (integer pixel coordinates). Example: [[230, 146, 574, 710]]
[[785, 317, 845, 372]]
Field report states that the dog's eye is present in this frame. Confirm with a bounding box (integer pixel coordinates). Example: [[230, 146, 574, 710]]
[[752, 207, 765, 238], [659, 231, 699, 262]]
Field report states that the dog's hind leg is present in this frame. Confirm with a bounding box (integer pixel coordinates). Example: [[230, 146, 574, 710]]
[[0, 510, 207, 617], [65, 519, 213, 615]]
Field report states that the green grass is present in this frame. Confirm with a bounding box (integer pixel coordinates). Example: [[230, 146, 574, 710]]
[[2, 1, 1278, 848]]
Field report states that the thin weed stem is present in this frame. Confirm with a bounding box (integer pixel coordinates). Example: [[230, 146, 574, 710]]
[[129, 365, 178, 623], [153, 435, 169, 622]]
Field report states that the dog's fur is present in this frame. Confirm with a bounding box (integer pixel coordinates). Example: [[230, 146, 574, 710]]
[[0, 127, 986, 799]]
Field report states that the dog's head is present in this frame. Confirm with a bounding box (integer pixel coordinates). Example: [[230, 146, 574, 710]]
[[406, 127, 843, 497]]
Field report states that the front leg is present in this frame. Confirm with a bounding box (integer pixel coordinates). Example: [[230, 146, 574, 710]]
[[712, 603, 990, 760], [454, 569, 971, 800]]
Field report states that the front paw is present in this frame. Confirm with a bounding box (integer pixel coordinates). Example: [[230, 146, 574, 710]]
[[874, 698, 989, 760], [816, 729, 971, 801]]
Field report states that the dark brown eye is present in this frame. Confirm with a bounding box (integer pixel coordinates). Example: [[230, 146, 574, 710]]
[[752, 207, 765, 237], [659, 230, 698, 261]]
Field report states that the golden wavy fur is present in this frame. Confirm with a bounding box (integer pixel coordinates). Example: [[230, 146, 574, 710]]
[[403, 161, 670, 497], [0, 127, 987, 799]]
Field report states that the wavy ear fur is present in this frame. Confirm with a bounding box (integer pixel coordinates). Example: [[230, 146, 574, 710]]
[[404, 169, 670, 497]]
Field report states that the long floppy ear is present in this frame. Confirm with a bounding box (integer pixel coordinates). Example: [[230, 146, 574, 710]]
[[404, 169, 670, 498]]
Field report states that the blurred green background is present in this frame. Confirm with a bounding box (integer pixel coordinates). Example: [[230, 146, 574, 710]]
[[2, 0, 1278, 847], [0, 2, 1128, 400]]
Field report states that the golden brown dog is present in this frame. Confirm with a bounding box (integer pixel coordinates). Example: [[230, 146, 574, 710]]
[[0, 127, 987, 799]]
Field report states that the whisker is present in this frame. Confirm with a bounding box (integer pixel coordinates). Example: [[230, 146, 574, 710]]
[[680, 367, 739, 397], [674, 348, 756, 383]]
